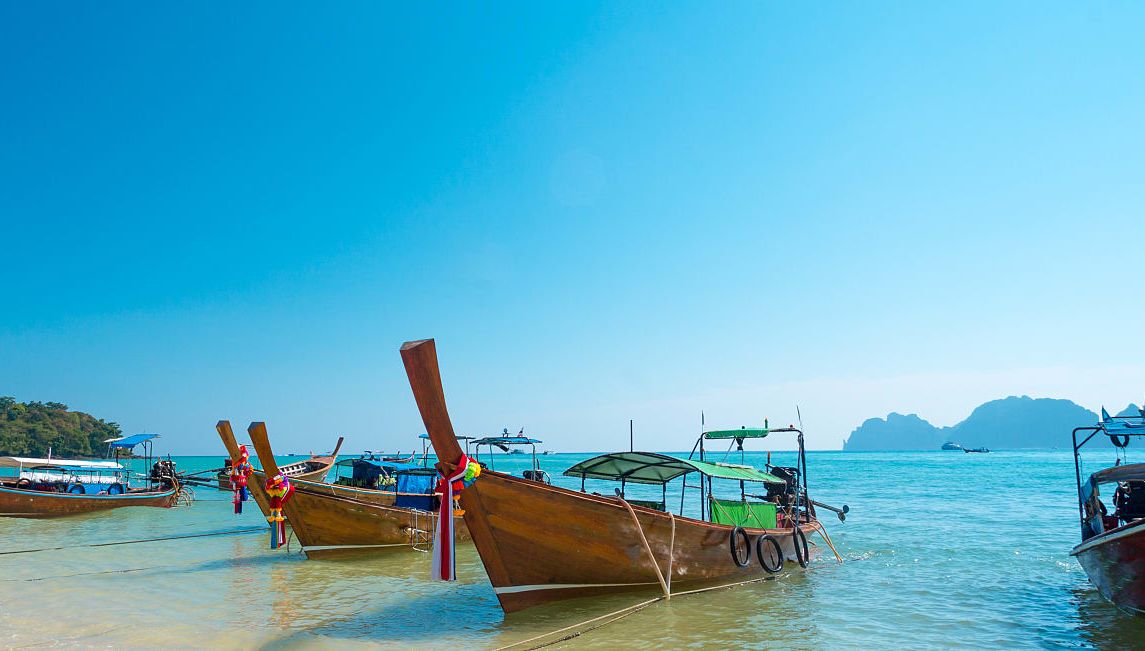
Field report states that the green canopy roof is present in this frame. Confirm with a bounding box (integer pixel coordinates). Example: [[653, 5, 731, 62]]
[[563, 451, 783, 485], [703, 427, 769, 440]]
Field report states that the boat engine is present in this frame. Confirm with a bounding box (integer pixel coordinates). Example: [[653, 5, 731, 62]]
[[151, 459, 180, 487], [765, 466, 800, 507]]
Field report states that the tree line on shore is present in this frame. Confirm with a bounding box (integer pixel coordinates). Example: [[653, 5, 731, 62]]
[[0, 397, 122, 458]]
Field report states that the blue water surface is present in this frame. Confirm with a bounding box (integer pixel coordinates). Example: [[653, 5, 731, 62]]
[[1, 448, 1143, 649]]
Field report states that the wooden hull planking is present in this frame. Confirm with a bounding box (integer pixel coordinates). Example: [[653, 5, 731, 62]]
[[461, 470, 815, 612], [1073, 519, 1145, 615], [400, 338, 818, 613], [246, 422, 467, 558], [0, 484, 178, 518]]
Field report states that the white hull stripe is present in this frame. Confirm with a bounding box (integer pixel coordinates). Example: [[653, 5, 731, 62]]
[[493, 582, 659, 595], [1071, 520, 1145, 555], [303, 543, 414, 552]]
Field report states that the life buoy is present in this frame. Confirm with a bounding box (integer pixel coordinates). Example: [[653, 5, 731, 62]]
[[1112, 434, 1130, 448], [68, 484, 86, 494], [756, 534, 784, 573], [106, 483, 125, 495], [16, 478, 31, 489], [792, 527, 809, 568], [729, 527, 751, 567]]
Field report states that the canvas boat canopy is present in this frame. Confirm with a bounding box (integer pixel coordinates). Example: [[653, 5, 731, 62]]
[[105, 433, 160, 448], [1088, 462, 1145, 485], [563, 451, 784, 485], [337, 457, 435, 475], [0, 457, 124, 471], [703, 427, 770, 440]]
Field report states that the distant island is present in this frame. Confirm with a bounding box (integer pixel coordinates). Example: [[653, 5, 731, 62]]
[[0, 397, 123, 457], [842, 396, 1137, 451]]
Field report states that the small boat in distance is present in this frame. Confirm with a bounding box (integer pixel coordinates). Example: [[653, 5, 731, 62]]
[[941, 441, 963, 451], [964, 447, 990, 453], [1071, 407, 1145, 614], [0, 434, 184, 517], [215, 436, 343, 490], [400, 338, 844, 613], [471, 431, 550, 484]]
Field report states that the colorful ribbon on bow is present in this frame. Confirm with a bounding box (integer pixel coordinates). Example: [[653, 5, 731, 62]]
[[431, 454, 481, 581], [229, 445, 255, 515], [265, 473, 295, 549]]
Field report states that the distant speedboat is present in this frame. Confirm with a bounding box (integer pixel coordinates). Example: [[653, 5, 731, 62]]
[[1071, 407, 1145, 614], [941, 442, 963, 451], [963, 447, 990, 453]]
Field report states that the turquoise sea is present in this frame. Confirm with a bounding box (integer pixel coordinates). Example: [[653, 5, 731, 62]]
[[3, 449, 1144, 649]]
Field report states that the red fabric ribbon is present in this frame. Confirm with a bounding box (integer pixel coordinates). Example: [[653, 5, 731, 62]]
[[432, 454, 470, 581]]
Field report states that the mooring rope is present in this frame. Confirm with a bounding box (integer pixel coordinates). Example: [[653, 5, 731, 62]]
[[810, 521, 844, 562], [498, 507, 846, 651], [498, 573, 788, 651], [618, 498, 670, 598], [0, 527, 265, 556]]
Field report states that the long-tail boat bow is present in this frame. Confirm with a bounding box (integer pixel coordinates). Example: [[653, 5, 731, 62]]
[[400, 337, 833, 614]]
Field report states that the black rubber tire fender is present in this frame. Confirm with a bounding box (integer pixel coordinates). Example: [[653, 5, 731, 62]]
[[756, 534, 784, 573], [1112, 434, 1130, 448], [729, 526, 751, 567], [792, 527, 809, 568], [68, 484, 86, 494], [107, 483, 125, 495]]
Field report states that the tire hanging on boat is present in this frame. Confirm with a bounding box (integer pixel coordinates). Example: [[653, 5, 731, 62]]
[[107, 483, 124, 495], [729, 526, 751, 567], [756, 534, 784, 573], [792, 527, 809, 568], [1112, 434, 1130, 448]]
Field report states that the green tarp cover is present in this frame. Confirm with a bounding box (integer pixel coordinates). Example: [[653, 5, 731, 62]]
[[709, 498, 778, 529], [563, 452, 784, 485], [703, 427, 769, 440], [688, 459, 784, 484]]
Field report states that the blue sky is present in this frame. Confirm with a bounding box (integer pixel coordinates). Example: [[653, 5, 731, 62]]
[[2, 3, 1142, 453]]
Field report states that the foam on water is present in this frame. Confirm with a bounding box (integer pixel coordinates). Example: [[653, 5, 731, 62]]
[[1, 450, 1143, 649]]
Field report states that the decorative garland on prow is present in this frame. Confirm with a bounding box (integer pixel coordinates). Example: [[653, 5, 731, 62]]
[[265, 473, 295, 549], [229, 445, 255, 515], [431, 454, 481, 581]]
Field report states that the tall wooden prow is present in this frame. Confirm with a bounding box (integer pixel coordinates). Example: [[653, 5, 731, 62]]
[[400, 339, 464, 465], [400, 338, 512, 587], [216, 420, 270, 516], [247, 421, 316, 545]]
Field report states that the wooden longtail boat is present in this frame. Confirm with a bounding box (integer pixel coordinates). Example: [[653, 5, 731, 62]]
[[1071, 409, 1145, 614], [0, 435, 183, 518], [218, 420, 469, 558], [216, 435, 343, 490], [400, 338, 835, 613]]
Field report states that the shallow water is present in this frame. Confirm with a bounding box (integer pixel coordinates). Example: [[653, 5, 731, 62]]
[[2, 450, 1143, 649]]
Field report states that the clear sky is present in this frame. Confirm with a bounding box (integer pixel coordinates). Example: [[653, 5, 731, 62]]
[[2, 3, 1142, 453]]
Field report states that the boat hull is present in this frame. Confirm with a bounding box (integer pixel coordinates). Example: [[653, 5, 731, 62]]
[[1073, 519, 1145, 614], [270, 475, 470, 558], [461, 471, 816, 613], [0, 484, 178, 518]]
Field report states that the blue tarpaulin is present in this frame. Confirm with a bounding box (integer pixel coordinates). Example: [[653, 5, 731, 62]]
[[395, 472, 435, 510], [105, 433, 160, 449]]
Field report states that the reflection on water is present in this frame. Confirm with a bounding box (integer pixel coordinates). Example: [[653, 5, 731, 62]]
[[1, 452, 1142, 649]]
